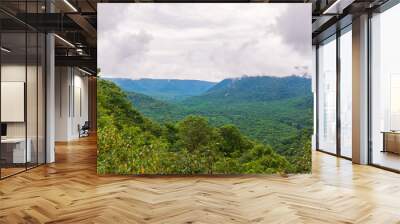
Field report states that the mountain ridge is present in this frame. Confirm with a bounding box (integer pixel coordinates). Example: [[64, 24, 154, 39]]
[[193, 75, 311, 103], [107, 75, 311, 103], [106, 78, 216, 101]]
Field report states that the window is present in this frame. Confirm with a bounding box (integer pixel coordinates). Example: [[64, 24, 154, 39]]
[[318, 36, 337, 154], [371, 3, 400, 171], [340, 28, 352, 158]]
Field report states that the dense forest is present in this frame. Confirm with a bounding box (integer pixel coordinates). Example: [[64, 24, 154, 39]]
[[98, 76, 312, 174], [119, 76, 313, 156]]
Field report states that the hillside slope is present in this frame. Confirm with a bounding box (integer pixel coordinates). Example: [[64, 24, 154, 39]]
[[97, 78, 161, 135], [126, 91, 186, 122]]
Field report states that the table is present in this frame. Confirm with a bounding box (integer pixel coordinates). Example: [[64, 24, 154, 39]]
[[1, 138, 32, 164], [382, 131, 400, 154]]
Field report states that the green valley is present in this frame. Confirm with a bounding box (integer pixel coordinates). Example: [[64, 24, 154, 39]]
[[121, 76, 313, 152], [100, 75, 313, 174], [97, 79, 304, 175]]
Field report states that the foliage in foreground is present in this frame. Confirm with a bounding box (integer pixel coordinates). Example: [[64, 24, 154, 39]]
[[97, 79, 311, 174]]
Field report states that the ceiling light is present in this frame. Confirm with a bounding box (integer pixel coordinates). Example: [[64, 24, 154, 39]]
[[76, 48, 84, 55], [1, 47, 11, 53], [323, 1, 341, 14], [54, 34, 75, 48], [78, 68, 93, 76], [323, 0, 355, 15], [63, 0, 78, 12]]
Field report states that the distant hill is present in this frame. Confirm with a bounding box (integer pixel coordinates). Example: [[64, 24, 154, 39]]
[[187, 75, 311, 104], [107, 78, 216, 101], [123, 75, 313, 151]]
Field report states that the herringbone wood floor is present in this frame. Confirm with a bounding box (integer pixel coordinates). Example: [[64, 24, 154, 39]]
[[1, 136, 400, 223]]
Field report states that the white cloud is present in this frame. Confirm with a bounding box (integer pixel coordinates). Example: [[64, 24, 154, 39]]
[[98, 3, 311, 82]]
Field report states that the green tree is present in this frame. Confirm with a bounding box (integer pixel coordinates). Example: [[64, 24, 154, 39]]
[[162, 122, 179, 146], [218, 124, 253, 156], [177, 115, 213, 153], [241, 144, 291, 174], [201, 129, 222, 174]]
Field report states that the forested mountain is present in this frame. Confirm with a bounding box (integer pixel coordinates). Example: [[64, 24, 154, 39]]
[[107, 78, 216, 101], [97, 79, 303, 175], [124, 76, 313, 151], [187, 75, 311, 104], [100, 75, 312, 174]]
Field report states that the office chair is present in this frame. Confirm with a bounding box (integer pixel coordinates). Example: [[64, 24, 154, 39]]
[[79, 121, 90, 138]]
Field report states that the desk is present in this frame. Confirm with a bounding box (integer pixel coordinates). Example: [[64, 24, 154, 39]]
[[1, 138, 31, 164], [382, 131, 400, 154]]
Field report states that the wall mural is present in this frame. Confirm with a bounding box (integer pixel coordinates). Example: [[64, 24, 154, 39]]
[[97, 3, 313, 174]]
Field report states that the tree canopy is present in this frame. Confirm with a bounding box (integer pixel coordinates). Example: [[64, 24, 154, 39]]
[[97, 79, 312, 175]]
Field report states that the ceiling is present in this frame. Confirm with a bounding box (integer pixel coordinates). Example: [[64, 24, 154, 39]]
[[0, 0, 392, 74]]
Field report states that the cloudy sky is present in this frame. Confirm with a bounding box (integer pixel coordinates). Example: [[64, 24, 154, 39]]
[[98, 3, 311, 82]]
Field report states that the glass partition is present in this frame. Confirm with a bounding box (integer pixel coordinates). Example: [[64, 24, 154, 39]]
[[0, 31, 28, 177], [0, 4, 46, 179], [371, 3, 400, 171], [317, 36, 337, 154]]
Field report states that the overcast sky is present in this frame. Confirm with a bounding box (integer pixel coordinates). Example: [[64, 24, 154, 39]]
[[98, 3, 311, 82]]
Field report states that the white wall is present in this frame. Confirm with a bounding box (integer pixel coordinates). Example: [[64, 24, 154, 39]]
[[1, 65, 26, 139], [1, 65, 35, 138], [55, 66, 70, 141], [55, 67, 89, 141], [71, 72, 89, 138]]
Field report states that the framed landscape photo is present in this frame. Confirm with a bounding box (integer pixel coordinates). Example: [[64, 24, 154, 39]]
[[97, 3, 312, 175]]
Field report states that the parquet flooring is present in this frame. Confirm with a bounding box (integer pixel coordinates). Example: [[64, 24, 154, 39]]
[[1, 135, 400, 223], [0, 167, 26, 178]]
